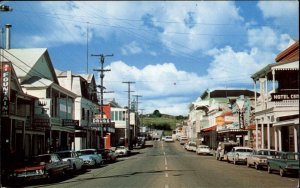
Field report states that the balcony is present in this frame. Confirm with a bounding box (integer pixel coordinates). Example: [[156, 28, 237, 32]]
[[256, 99, 299, 112]]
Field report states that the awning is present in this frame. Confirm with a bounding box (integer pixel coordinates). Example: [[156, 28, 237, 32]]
[[273, 118, 299, 127], [245, 124, 256, 130], [201, 125, 217, 132]]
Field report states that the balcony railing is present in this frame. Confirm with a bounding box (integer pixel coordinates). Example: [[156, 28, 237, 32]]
[[256, 100, 299, 112]]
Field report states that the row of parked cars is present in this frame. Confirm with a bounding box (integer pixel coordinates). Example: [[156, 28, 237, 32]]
[[215, 141, 299, 177], [9, 146, 130, 184], [176, 137, 299, 178]]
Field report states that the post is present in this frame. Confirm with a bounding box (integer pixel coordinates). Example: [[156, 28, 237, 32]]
[[122, 81, 135, 150], [133, 95, 142, 137], [92, 54, 113, 149]]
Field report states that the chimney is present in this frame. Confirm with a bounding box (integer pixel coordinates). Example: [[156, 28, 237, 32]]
[[5, 24, 11, 49]]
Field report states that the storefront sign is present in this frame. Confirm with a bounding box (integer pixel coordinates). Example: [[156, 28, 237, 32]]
[[216, 116, 224, 126], [62, 119, 79, 127], [271, 93, 299, 101], [1, 63, 11, 116], [33, 118, 50, 128]]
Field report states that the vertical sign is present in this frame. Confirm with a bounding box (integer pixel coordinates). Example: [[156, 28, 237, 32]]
[[1, 63, 11, 116]]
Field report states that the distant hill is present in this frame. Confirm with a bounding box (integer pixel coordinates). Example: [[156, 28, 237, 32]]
[[141, 114, 187, 132]]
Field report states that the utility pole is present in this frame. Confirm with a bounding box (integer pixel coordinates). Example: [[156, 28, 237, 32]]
[[132, 95, 142, 137], [92, 54, 113, 149], [122, 81, 135, 150], [140, 108, 144, 135]]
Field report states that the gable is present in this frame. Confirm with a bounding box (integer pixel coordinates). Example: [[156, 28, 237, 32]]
[[1, 48, 59, 84]]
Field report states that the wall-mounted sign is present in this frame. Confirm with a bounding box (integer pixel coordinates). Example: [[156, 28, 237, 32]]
[[271, 93, 299, 101], [32, 118, 50, 128], [216, 116, 224, 126], [1, 63, 11, 116], [63, 119, 79, 127]]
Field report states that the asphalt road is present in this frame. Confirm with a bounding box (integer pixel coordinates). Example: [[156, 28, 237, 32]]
[[25, 140, 298, 188]]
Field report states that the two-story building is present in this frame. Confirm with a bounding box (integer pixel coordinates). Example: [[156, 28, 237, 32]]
[[251, 40, 299, 152]]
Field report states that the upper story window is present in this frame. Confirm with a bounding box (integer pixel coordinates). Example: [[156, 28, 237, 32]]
[[82, 108, 85, 120]]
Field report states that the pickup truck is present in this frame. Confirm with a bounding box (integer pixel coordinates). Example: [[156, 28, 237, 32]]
[[215, 141, 239, 161], [267, 151, 299, 177]]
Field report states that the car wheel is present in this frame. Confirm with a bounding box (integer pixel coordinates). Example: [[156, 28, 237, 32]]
[[267, 165, 272, 174], [255, 164, 259, 170], [73, 164, 77, 172], [279, 168, 285, 177]]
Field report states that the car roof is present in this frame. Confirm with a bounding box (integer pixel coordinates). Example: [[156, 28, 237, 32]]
[[233, 147, 253, 149]]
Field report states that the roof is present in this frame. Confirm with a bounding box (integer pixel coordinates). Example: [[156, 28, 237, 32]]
[[275, 41, 299, 63], [22, 76, 53, 88], [1, 48, 59, 84], [201, 89, 255, 99]]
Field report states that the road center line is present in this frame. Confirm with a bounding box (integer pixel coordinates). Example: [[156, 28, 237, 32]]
[[165, 184, 169, 188], [165, 166, 168, 170], [165, 172, 168, 177], [165, 157, 168, 166]]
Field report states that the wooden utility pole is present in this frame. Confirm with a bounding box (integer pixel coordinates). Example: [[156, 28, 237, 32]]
[[92, 54, 113, 149], [122, 81, 135, 150]]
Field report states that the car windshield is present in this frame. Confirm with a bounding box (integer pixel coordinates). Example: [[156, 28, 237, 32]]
[[78, 150, 95, 155], [189, 143, 196, 146], [257, 150, 276, 156], [56, 152, 72, 158], [117, 146, 125, 149], [32, 155, 51, 164], [236, 149, 252, 152], [200, 146, 209, 148]]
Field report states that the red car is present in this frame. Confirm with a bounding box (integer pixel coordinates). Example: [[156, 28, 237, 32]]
[[11, 154, 70, 182]]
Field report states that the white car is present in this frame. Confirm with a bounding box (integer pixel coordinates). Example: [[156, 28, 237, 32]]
[[196, 145, 211, 155], [164, 136, 174, 142], [55, 150, 84, 171], [115, 146, 129, 157], [186, 141, 197, 151], [179, 136, 188, 145], [227, 147, 253, 165]]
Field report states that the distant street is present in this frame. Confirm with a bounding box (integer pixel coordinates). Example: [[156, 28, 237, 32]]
[[25, 140, 298, 188]]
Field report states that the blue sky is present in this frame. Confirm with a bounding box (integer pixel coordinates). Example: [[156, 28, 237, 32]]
[[1, 1, 299, 115]]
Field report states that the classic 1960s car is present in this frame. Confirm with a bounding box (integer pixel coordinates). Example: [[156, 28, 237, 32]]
[[267, 152, 299, 177], [226, 147, 253, 165], [246, 149, 277, 170], [11, 154, 70, 182]]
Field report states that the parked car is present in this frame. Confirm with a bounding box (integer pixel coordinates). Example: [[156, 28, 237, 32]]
[[196, 145, 211, 155], [215, 141, 239, 161], [186, 141, 197, 152], [55, 150, 84, 172], [115, 146, 129, 157], [179, 136, 188, 145], [161, 136, 166, 141], [267, 152, 299, 177], [76, 149, 103, 167], [246, 149, 277, 170], [226, 147, 253, 165], [97, 149, 117, 163], [164, 136, 174, 142], [10, 153, 69, 182]]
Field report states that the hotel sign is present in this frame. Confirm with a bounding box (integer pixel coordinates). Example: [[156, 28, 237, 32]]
[[271, 93, 299, 101], [1, 63, 11, 116]]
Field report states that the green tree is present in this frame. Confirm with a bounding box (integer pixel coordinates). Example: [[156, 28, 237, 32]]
[[152, 110, 162, 117]]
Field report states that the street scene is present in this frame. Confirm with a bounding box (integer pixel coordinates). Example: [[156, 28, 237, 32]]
[[0, 1, 299, 188], [6, 140, 299, 188]]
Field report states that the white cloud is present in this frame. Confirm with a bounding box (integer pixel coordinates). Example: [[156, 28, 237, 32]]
[[121, 41, 142, 55], [247, 26, 294, 51], [258, 1, 298, 24]]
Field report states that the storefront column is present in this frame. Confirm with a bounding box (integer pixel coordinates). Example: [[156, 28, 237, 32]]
[[294, 126, 298, 153], [272, 70, 276, 93], [255, 120, 258, 149], [261, 124, 264, 149], [274, 127, 278, 151], [278, 127, 282, 151], [267, 122, 270, 149]]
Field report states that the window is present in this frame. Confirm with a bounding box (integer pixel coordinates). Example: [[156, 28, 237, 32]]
[[87, 110, 90, 122], [82, 108, 85, 120], [119, 111, 123, 121]]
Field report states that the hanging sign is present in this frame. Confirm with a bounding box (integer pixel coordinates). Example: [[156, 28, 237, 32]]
[[1, 63, 11, 116]]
